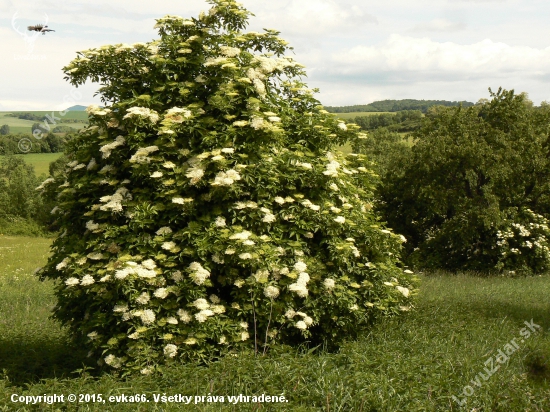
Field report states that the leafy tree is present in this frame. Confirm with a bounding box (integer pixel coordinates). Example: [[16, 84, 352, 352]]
[[37, 0, 416, 374], [0, 125, 10, 135], [380, 88, 550, 273], [0, 156, 43, 221]]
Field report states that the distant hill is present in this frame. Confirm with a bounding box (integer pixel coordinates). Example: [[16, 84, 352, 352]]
[[65, 105, 87, 111], [325, 99, 475, 113]]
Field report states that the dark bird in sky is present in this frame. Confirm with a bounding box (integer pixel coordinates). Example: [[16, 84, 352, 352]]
[[27, 24, 55, 35]]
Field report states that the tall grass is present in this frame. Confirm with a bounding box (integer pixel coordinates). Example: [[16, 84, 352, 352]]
[[0, 237, 549, 411]]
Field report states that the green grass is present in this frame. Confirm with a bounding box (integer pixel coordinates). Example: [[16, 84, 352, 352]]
[[0, 153, 62, 177], [0, 237, 549, 411], [0, 111, 88, 134]]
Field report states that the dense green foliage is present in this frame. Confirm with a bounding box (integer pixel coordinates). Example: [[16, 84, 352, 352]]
[[380, 88, 550, 273], [8, 112, 44, 121], [0, 133, 70, 154], [326, 99, 474, 113], [37, 0, 416, 374], [0, 125, 9, 135], [0, 156, 50, 236]]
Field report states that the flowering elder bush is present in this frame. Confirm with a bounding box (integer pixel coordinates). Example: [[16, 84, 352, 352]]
[[495, 208, 550, 275], [37, 0, 416, 374]]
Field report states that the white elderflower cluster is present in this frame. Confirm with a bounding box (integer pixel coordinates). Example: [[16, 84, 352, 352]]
[[230, 230, 252, 240], [65, 277, 79, 286], [164, 107, 193, 123], [215, 216, 226, 227], [220, 46, 241, 57], [123, 107, 160, 123], [212, 169, 241, 186], [301, 199, 320, 211], [323, 160, 341, 177], [188, 262, 210, 285], [56, 258, 69, 270], [156, 226, 172, 236], [140, 309, 156, 325], [161, 241, 178, 252], [289, 271, 310, 298], [323, 278, 336, 290], [129, 146, 159, 164], [250, 116, 265, 129], [264, 285, 280, 299], [294, 311, 314, 330], [99, 187, 132, 213], [87, 158, 97, 170], [396, 285, 410, 297], [104, 354, 122, 368], [99, 136, 125, 159], [135, 292, 150, 305], [154, 288, 169, 299], [115, 260, 157, 279], [85, 220, 99, 231], [177, 309, 191, 323], [80, 275, 95, 286], [185, 166, 205, 185], [234, 201, 258, 209], [164, 344, 178, 358], [172, 197, 193, 205], [35, 177, 55, 191]]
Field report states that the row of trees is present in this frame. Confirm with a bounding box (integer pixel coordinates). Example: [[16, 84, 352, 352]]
[[353, 110, 423, 132], [326, 99, 474, 113]]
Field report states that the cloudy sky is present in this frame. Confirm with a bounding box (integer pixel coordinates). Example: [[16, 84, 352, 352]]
[[1, 0, 549, 110]]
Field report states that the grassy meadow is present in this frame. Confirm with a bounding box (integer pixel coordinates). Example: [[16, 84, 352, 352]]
[[332, 111, 392, 120], [0, 111, 88, 135], [0, 235, 549, 411]]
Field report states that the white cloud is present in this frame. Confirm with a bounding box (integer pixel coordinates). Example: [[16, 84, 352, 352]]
[[331, 35, 550, 77], [409, 18, 466, 32]]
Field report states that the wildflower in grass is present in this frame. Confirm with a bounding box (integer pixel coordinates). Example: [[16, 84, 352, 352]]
[[164, 344, 178, 358]]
